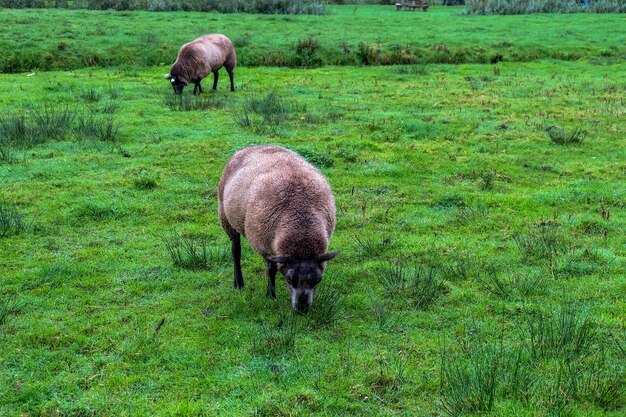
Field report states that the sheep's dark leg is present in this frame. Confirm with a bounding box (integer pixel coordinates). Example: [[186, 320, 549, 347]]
[[193, 83, 199, 96], [232, 233, 244, 289], [265, 260, 277, 299], [198, 83, 203, 94], [228, 70, 235, 92], [212, 70, 219, 90]]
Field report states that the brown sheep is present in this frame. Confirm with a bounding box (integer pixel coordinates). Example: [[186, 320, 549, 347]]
[[169, 34, 237, 95], [218, 145, 340, 312]]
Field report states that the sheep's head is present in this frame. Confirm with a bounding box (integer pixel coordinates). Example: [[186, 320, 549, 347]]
[[266, 251, 340, 313], [168, 74, 187, 95]]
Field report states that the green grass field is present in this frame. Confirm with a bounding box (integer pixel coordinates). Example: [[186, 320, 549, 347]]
[[1, 4, 625, 417], [1, 5, 625, 72]]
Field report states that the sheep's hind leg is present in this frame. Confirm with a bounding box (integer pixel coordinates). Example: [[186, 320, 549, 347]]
[[212, 70, 219, 90], [228, 70, 235, 92], [231, 233, 244, 289], [265, 259, 277, 299], [193, 83, 199, 95]]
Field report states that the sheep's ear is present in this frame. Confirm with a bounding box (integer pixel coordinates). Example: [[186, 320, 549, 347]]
[[317, 250, 341, 262], [164, 73, 171, 78], [265, 255, 293, 264]]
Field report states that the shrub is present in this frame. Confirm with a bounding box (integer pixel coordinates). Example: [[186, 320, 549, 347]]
[[0, 0, 328, 14], [464, 0, 625, 15], [294, 37, 323, 68]]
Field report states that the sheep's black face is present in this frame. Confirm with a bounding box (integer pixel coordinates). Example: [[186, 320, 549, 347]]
[[282, 260, 323, 313], [169, 76, 187, 94], [267, 251, 340, 313]]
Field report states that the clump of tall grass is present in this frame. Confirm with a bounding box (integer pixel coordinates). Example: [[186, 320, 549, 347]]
[[80, 85, 102, 103], [453, 202, 488, 226], [251, 314, 300, 357], [464, 0, 626, 15], [476, 267, 546, 299], [546, 125, 586, 145], [514, 224, 569, 264], [161, 233, 229, 270], [379, 262, 446, 310], [525, 306, 597, 360], [290, 145, 334, 168], [0, 103, 121, 153], [0, 294, 20, 328], [305, 283, 344, 328], [164, 92, 230, 111], [0, 201, 28, 238], [76, 112, 120, 143], [440, 338, 533, 416], [367, 351, 409, 404], [233, 92, 306, 135]]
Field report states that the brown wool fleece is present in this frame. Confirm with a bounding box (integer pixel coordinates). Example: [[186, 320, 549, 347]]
[[170, 34, 237, 83], [218, 145, 336, 259]]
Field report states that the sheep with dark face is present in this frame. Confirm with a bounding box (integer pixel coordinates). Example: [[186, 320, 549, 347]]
[[218, 145, 340, 312], [169, 34, 237, 95]]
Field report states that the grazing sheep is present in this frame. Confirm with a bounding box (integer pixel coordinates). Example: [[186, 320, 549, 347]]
[[218, 145, 340, 312], [169, 34, 236, 95]]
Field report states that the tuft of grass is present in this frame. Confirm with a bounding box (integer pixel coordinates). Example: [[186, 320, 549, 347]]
[[164, 92, 230, 111], [546, 125, 586, 145], [440, 338, 533, 416], [453, 202, 488, 226], [0, 294, 20, 328], [525, 306, 597, 360], [74, 199, 125, 221], [379, 262, 446, 310], [476, 268, 546, 299], [80, 85, 102, 103], [514, 224, 569, 264], [131, 168, 159, 190], [0, 103, 120, 152], [306, 283, 344, 329], [290, 145, 334, 168], [234, 92, 306, 135], [0, 201, 28, 238], [367, 351, 409, 404], [161, 233, 229, 270], [252, 314, 300, 358], [354, 235, 393, 257], [31, 103, 76, 140], [440, 254, 482, 281], [76, 111, 120, 143], [479, 170, 497, 190]]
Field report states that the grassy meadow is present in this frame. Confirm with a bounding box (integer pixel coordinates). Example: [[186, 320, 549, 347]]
[[1, 4, 626, 417], [1, 6, 625, 72]]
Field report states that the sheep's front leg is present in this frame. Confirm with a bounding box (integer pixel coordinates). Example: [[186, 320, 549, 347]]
[[212, 70, 219, 91], [193, 83, 199, 95], [232, 233, 244, 289], [265, 259, 277, 299]]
